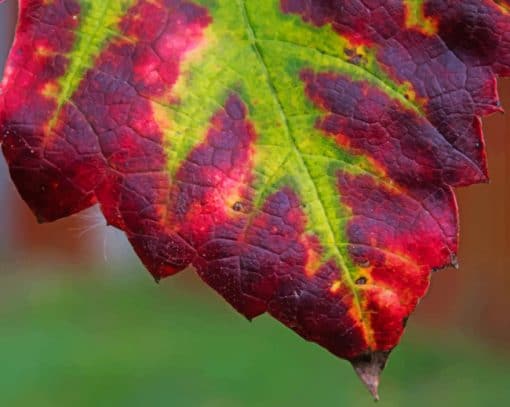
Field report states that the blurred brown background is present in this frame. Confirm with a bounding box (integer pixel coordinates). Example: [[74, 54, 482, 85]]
[[426, 79, 510, 347]]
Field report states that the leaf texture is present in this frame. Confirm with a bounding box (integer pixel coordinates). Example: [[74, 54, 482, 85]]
[[1, 0, 509, 397]]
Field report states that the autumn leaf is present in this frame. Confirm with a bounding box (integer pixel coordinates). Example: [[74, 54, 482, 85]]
[[1, 0, 509, 399]]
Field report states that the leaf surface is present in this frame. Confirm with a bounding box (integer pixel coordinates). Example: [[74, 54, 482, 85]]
[[1, 0, 509, 398]]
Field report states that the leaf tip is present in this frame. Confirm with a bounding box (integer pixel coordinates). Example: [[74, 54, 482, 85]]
[[351, 351, 390, 401]]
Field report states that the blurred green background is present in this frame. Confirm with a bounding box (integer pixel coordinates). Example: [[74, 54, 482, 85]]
[[0, 266, 509, 407], [0, 0, 509, 405]]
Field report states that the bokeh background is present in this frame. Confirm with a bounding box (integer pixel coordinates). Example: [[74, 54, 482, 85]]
[[0, 1, 509, 405]]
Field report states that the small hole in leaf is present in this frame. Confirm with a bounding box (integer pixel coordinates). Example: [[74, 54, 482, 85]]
[[344, 48, 355, 56], [355, 277, 367, 285]]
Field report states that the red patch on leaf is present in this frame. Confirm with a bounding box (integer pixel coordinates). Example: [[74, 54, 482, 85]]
[[290, 0, 510, 358], [120, 0, 209, 97], [1, 0, 211, 277], [283, 0, 510, 185], [301, 70, 486, 187], [337, 172, 457, 328], [194, 183, 368, 359], [169, 94, 256, 249], [280, 0, 510, 370], [1, 0, 86, 221], [166, 100, 368, 356]]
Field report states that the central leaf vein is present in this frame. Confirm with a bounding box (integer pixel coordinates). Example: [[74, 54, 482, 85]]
[[236, 0, 371, 342]]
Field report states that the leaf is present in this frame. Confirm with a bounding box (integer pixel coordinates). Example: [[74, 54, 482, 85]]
[[1, 0, 509, 398]]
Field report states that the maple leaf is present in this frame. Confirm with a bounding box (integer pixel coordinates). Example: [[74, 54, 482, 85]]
[[1, 0, 509, 399]]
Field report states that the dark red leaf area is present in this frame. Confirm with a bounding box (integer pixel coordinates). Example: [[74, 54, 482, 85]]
[[338, 171, 456, 346], [1, 1, 210, 277], [301, 70, 485, 187], [120, 0, 210, 98], [299, 67, 462, 346], [428, 0, 510, 76], [282, 0, 510, 186], [170, 95, 368, 358], [170, 95, 256, 249], [174, 95, 456, 356], [1, 1, 84, 220], [193, 185, 368, 359]]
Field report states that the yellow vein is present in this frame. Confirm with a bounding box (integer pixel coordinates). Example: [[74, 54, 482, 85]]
[[237, 0, 373, 345]]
